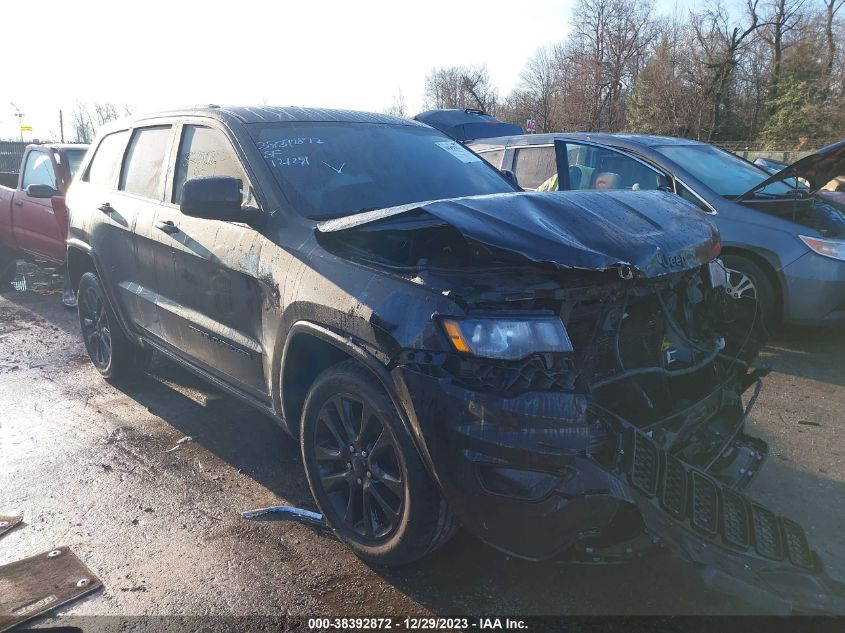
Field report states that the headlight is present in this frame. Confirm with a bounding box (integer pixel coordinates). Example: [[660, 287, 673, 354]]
[[440, 316, 573, 360], [799, 235, 845, 262]]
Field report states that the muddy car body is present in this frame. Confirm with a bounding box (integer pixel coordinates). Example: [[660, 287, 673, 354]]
[[65, 107, 844, 613]]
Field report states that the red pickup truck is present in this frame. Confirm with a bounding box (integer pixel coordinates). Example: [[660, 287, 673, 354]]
[[0, 143, 88, 287]]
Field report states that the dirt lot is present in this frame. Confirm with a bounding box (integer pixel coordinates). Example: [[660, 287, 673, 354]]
[[1, 276, 844, 617]]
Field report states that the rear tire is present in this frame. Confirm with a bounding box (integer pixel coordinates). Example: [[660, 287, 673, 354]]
[[721, 255, 777, 329], [300, 360, 455, 565], [77, 271, 150, 382]]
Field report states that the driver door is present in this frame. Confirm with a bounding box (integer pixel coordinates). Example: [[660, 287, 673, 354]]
[[15, 149, 66, 261]]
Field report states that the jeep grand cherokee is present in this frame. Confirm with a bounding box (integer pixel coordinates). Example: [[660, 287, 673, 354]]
[[65, 106, 844, 613]]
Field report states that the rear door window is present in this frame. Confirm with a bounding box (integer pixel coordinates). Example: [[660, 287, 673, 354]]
[[512, 146, 556, 190], [172, 125, 249, 204], [119, 126, 172, 199], [21, 152, 57, 190], [85, 131, 129, 188]]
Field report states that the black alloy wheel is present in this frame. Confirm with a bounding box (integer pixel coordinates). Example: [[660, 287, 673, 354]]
[[300, 360, 456, 565], [314, 393, 405, 540], [79, 282, 112, 369], [76, 271, 150, 381]]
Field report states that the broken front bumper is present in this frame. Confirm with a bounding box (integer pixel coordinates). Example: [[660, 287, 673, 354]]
[[394, 364, 845, 614]]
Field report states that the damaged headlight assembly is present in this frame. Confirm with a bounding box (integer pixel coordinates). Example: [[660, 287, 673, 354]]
[[440, 316, 573, 360]]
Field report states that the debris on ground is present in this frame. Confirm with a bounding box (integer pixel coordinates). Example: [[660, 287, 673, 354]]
[[0, 547, 102, 632], [0, 515, 22, 539], [241, 505, 327, 528], [163, 436, 193, 452]]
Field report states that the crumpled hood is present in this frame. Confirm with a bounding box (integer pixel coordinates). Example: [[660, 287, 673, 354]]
[[738, 139, 845, 199], [317, 190, 721, 278]]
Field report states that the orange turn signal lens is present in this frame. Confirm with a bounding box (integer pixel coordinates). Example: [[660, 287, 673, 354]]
[[442, 319, 471, 353]]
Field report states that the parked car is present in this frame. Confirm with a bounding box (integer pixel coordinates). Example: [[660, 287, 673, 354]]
[[66, 106, 843, 612], [413, 108, 523, 142], [753, 156, 789, 174], [469, 134, 845, 326], [0, 143, 88, 287]]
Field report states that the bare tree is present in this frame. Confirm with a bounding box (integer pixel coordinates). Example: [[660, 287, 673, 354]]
[[514, 46, 561, 132], [423, 65, 498, 112], [823, 0, 844, 77], [760, 0, 807, 98], [383, 88, 408, 118], [70, 101, 133, 143], [689, 0, 765, 140]]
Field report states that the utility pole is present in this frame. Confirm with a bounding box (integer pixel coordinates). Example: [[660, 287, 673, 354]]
[[59, 109, 65, 143], [10, 103, 24, 141]]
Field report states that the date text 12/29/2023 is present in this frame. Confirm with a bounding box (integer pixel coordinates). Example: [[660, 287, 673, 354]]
[[307, 617, 528, 630]]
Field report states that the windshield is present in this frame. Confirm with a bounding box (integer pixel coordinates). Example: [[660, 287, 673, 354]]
[[654, 144, 795, 198], [250, 122, 516, 219], [65, 150, 87, 180]]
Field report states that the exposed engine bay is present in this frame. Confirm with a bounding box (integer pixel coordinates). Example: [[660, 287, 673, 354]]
[[316, 189, 845, 613]]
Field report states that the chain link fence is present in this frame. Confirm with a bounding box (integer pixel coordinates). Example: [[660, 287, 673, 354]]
[[0, 141, 27, 173]]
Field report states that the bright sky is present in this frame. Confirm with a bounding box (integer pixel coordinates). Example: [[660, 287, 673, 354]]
[[1, 0, 692, 142]]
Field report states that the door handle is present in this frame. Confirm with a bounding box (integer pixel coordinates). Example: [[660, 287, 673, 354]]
[[97, 202, 114, 214], [155, 219, 180, 234], [14, 199, 23, 207]]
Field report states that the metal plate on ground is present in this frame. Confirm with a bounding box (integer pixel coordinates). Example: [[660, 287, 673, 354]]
[[0, 516, 22, 539], [0, 547, 101, 632]]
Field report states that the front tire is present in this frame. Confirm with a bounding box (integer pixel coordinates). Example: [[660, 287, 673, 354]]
[[300, 360, 454, 565], [77, 271, 150, 381], [722, 255, 777, 329]]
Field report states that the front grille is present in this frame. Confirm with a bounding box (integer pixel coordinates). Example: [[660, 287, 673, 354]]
[[751, 504, 784, 560], [782, 518, 814, 569], [660, 456, 688, 518], [721, 489, 751, 549], [629, 432, 659, 496], [623, 429, 816, 570], [690, 472, 719, 535]]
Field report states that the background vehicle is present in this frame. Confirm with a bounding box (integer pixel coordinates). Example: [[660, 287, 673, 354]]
[[413, 108, 523, 142], [0, 143, 88, 287], [469, 134, 845, 327], [65, 106, 843, 613], [753, 156, 789, 174]]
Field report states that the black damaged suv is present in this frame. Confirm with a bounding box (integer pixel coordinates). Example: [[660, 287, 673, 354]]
[[66, 106, 844, 612]]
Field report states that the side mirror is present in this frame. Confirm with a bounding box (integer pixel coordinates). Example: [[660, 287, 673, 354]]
[[500, 169, 519, 188], [26, 183, 59, 198], [180, 177, 256, 223]]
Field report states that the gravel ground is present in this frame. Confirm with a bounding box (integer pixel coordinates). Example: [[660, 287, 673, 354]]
[[1, 276, 843, 618]]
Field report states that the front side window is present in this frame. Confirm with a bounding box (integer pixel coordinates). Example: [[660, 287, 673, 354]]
[[564, 142, 665, 191], [654, 144, 793, 198], [249, 122, 516, 220], [119, 126, 172, 199], [173, 126, 249, 204], [513, 146, 556, 190], [85, 131, 129, 188], [22, 152, 56, 190]]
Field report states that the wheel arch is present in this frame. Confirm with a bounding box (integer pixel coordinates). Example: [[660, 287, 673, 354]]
[[278, 321, 437, 479], [67, 241, 97, 292]]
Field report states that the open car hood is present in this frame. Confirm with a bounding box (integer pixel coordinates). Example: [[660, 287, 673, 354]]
[[317, 190, 721, 278], [737, 140, 845, 201]]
